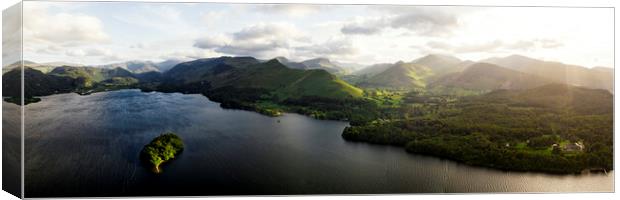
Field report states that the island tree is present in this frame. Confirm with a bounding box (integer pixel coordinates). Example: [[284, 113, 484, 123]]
[[140, 133, 184, 173]]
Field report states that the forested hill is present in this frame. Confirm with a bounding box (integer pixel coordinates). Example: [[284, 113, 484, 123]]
[[343, 83, 613, 173], [156, 57, 363, 99], [152, 58, 370, 121], [476, 83, 613, 115]]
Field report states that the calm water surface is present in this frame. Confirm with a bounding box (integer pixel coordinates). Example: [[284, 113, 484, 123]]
[[13, 89, 613, 197]]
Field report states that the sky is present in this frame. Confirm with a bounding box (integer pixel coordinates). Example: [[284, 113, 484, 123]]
[[8, 1, 614, 68]]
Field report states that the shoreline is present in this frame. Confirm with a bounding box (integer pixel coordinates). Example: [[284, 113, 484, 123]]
[[8, 88, 613, 176], [342, 137, 614, 175]]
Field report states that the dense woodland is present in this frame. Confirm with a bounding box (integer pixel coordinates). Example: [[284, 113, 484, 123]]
[[343, 84, 613, 173]]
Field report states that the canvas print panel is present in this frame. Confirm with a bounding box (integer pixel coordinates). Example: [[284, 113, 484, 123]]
[[2, 2, 23, 198], [1, 1, 614, 197]]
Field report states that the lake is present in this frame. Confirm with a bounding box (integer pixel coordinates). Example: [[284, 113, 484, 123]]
[[11, 89, 613, 197]]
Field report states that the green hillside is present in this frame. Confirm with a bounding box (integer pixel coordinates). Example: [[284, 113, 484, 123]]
[[2, 66, 143, 104], [164, 56, 259, 83], [207, 59, 362, 99], [411, 54, 465, 75], [2, 67, 78, 104], [343, 83, 613, 173], [358, 61, 433, 90], [49, 66, 134, 88], [155, 58, 370, 121], [479, 83, 613, 115], [352, 63, 393, 76]]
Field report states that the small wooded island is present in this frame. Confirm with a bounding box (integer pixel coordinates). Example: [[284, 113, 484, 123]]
[[140, 133, 184, 173]]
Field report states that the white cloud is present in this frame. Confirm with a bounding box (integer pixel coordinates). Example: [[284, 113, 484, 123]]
[[24, 4, 109, 46], [340, 7, 460, 37], [341, 20, 383, 35], [193, 35, 231, 49], [295, 38, 358, 59], [2, 3, 22, 66], [193, 23, 308, 59], [426, 38, 564, 54], [84, 48, 112, 57], [253, 4, 324, 17], [63, 47, 121, 64], [193, 22, 363, 61], [20, 3, 612, 68], [232, 23, 305, 41]]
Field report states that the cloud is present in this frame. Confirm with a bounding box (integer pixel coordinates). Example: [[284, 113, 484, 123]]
[[294, 38, 358, 59], [216, 42, 291, 58], [84, 48, 112, 56], [163, 49, 222, 60], [340, 7, 459, 37], [24, 4, 109, 46], [65, 49, 86, 57], [193, 35, 230, 49], [130, 43, 147, 49], [426, 38, 564, 53], [193, 23, 306, 58], [101, 55, 124, 63], [253, 4, 324, 17], [536, 39, 564, 49], [388, 10, 458, 36], [193, 23, 361, 60], [341, 23, 382, 35], [35, 45, 63, 55], [64, 47, 120, 62], [455, 40, 504, 53], [2, 3, 22, 67], [232, 23, 303, 41]]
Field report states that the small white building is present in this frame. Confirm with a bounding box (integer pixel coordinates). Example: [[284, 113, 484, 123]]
[[564, 142, 584, 152]]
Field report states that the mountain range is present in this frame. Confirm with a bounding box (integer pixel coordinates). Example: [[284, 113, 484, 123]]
[[274, 57, 354, 75], [429, 62, 552, 91], [2, 59, 188, 75], [349, 54, 612, 93], [481, 55, 613, 91], [158, 57, 362, 100], [2, 54, 614, 101], [2, 60, 83, 74], [97, 59, 187, 73]]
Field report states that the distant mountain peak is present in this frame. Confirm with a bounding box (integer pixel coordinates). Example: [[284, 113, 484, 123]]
[[265, 58, 283, 65], [303, 57, 332, 65], [415, 54, 461, 62], [481, 54, 612, 91], [505, 54, 532, 60], [274, 56, 289, 62], [429, 62, 553, 91], [308, 57, 330, 61]]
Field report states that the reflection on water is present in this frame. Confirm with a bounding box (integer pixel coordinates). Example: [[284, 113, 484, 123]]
[[21, 89, 613, 197], [3, 100, 22, 197]]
